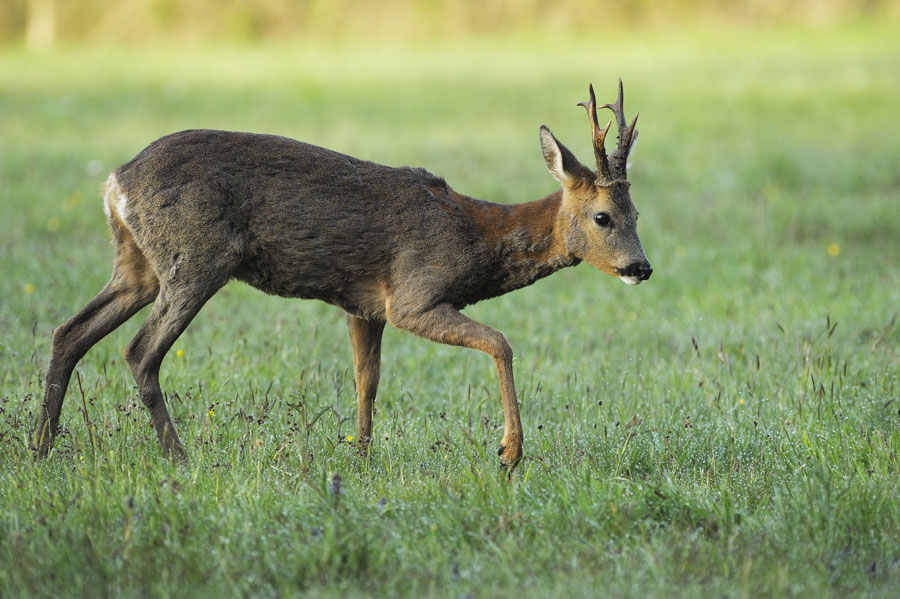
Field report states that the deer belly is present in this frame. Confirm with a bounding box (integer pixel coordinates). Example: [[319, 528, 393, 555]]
[[235, 259, 389, 320]]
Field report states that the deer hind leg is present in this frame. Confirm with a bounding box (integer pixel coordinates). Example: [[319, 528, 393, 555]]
[[387, 301, 523, 470], [35, 237, 159, 457], [347, 315, 385, 455], [123, 276, 224, 459]]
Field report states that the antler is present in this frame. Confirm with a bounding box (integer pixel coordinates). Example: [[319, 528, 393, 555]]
[[577, 84, 613, 180], [579, 79, 639, 181], [601, 79, 639, 179]]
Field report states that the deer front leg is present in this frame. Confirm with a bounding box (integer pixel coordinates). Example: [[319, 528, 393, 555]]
[[347, 315, 385, 455], [387, 302, 523, 469]]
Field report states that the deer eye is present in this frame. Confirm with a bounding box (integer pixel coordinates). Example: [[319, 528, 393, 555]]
[[593, 212, 611, 227]]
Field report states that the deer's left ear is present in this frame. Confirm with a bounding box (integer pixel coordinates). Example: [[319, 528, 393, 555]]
[[626, 130, 639, 172], [540, 126, 584, 184]]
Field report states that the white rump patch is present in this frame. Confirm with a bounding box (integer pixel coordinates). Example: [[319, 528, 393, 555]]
[[102, 173, 115, 217], [116, 191, 128, 218], [102, 172, 128, 219]]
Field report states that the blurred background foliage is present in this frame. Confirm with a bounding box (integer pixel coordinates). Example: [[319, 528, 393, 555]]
[[1, 0, 899, 48]]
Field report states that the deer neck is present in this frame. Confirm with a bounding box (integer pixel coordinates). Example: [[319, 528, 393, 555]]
[[467, 190, 580, 297]]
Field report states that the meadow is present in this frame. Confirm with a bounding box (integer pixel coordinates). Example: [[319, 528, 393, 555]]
[[1, 24, 899, 598]]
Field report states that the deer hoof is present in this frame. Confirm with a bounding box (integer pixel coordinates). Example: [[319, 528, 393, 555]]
[[163, 443, 187, 462], [497, 442, 523, 473], [33, 442, 50, 460], [357, 439, 370, 457]]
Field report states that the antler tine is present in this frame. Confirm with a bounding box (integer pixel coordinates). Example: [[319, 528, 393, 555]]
[[600, 78, 638, 178], [600, 79, 628, 137], [627, 112, 639, 143], [577, 83, 612, 180]]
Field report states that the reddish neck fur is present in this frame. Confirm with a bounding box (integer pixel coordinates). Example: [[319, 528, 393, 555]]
[[450, 189, 579, 301]]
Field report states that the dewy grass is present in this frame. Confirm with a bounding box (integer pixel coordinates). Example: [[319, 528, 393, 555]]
[[2, 25, 900, 599]]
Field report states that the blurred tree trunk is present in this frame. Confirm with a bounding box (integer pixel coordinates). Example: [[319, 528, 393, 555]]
[[25, 0, 56, 49]]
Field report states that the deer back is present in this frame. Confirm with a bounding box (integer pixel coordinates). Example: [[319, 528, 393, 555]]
[[112, 130, 504, 320]]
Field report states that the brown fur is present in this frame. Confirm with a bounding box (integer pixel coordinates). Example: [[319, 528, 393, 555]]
[[34, 85, 651, 470]]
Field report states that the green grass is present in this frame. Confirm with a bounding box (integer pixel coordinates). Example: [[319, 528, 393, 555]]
[[2, 24, 900, 598]]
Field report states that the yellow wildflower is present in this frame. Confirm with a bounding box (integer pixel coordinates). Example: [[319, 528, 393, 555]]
[[24, 283, 35, 294], [827, 244, 840, 257], [739, 398, 744, 406], [176, 349, 184, 358], [346, 434, 355, 443]]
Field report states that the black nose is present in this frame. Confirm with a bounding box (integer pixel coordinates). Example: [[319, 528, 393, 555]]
[[621, 262, 653, 281]]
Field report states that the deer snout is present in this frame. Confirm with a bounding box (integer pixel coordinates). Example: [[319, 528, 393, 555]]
[[616, 261, 653, 285]]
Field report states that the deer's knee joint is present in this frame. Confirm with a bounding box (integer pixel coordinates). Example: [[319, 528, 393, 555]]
[[123, 341, 138, 370], [50, 323, 71, 353], [50, 322, 83, 362], [137, 389, 159, 410], [123, 338, 146, 374], [492, 333, 513, 364]]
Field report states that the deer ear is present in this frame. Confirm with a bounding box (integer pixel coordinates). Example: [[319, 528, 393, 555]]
[[540, 126, 582, 184], [626, 129, 639, 172]]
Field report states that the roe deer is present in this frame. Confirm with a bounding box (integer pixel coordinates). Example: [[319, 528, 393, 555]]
[[34, 81, 651, 470]]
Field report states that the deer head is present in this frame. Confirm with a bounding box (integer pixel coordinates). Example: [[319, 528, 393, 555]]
[[540, 80, 652, 285]]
